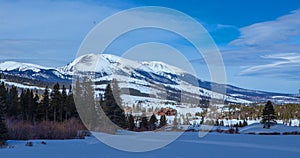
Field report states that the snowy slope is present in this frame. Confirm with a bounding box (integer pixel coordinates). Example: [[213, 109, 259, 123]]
[[240, 123, 300, 134], [0, 61, 53, 72], [2, 132, 300, 158], [0, 53, 299, 104]]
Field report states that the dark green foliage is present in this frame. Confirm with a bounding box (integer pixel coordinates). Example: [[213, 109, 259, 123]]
[[243, 120, 248, 126], [149, 114, 158, 130], [140, 116, 148, 130], [220, 120, 224, 126], [50, 83, 61, 122], [82, 77, 98, 129], [235, 126, 239, 134], [215, 119, 219, 126], [0, 98, 8, 146], [0, 79, 79, 123], [20, 89, 28, 121], [127, 114, 135, 131], [39, 86, 50, 121], [60, 85, 67, 122], [0, 79, 85, 141], [159, 115, 167, 128], [261, 101, 276, 128], [238, 121, 242, 127], [6, 86, 19, 117], [101, 79, 127, 129], [65, 85, 78, 120]]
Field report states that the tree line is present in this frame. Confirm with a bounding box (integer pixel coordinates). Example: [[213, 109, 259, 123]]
[[0, 82, 78, 123]]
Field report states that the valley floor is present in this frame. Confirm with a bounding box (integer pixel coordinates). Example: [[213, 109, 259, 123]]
[[1, 131, 300, 158]]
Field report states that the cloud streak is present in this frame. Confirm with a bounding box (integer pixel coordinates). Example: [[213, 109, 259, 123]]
[[240, 53, 300, 79], [221, 9, 300, 80], [230, 9, 300, 46]]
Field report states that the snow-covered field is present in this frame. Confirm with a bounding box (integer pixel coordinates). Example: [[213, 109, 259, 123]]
[[2, 130, 300, 158]]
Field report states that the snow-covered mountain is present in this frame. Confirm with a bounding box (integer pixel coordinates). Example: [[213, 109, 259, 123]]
[[0, 61, 71, 83], [0, 54, 298, 104]]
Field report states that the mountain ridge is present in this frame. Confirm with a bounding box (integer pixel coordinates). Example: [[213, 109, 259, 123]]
[[0, 53, 298, 104]]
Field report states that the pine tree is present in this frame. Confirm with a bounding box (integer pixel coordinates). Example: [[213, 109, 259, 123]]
[[19, 89, 28, 121], [50, 83, 61, 122], [101, 80, 127, 129], [220, 120, 224, 126], [6, 86, 19, 117], [215, 119, 220, 126], [261, 101, 276, 128], [74, 77, 83, 119], [127, 114, 135, 131], [243, 120, 248, 127], [66, 85, 77, 120], [149, 114, 158, 130], [172, 114, 179, 130], [0, 82, 7, 104], [33, 91, 39, 122], [39, 87, 50, 121], [140, 116, 148, 130], [159, 115, 167, 128], [27, 90, 35, 123], [82, 77, 98, 129], [238, 121, 242, 127], [60, 85, 67, 122], [0, 98, 8, 146]]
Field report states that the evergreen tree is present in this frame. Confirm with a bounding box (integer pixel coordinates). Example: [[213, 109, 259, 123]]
[[0, 98, 8, 146], [243, 120, 248, 127], [50, 83, 61, 122], [159, 115, 167, 128], [102, 80, 127, 129], [32, 91, 40, 122], [215, 119, 220, 126], [172, 114, 179, 130], [82, 77, 98, 129], [39, 87, 50, 121], [66, 85, 77, 120], [127, 114, 135, 131], [60, 85, 67, 122], [238, 121, 242, 127], [27, 90, 35, 123], [235, 126, 239, 134], [6, 86, 19, 117], [220, 120, 224, 126], [74, 78, 83, 119], [140, 116, 148, 130], [261, 101, 276, 128], [0, 82, 7, 104], [19, 89, 28, 121], [149, 114, 158, 130]]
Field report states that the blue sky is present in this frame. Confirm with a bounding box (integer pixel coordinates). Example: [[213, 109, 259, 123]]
[[0, 0, 300, 93]]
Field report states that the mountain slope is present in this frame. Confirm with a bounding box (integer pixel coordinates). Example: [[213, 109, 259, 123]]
[[0, 54, 298, 104]]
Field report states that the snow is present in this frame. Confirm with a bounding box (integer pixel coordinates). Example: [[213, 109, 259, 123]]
[[141, 61, 186, 75], [2, 131, 300, 158], [0, 61, 53, 72], [240, 123, 300, 134], [1, 53, 298, 104], [0, 79, 45, 90]]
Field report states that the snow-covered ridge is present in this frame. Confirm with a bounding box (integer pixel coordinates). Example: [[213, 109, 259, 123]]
[[0, 53, 299, 104], [0, 61, 54, 72], [59, 54, 187, 75]]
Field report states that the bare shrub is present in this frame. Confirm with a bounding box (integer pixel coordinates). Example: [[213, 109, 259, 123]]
[[5, 118, 86, 140]]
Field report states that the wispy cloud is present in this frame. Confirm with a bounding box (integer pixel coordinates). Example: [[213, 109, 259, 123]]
[[230, 9, 300, 46], [221, 9, 300, 80], [240, 53, 300, 79]]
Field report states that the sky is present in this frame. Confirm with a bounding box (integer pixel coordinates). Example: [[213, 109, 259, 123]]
[[0, 0, 300, 94]]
